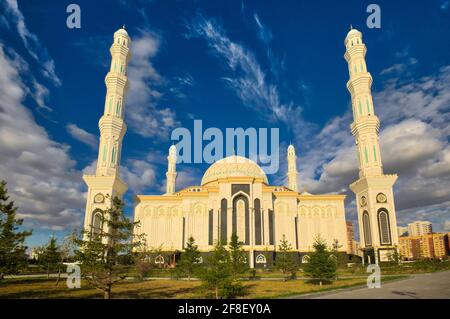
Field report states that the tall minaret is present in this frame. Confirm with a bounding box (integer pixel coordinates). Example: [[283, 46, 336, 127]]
[[165, 145, 177, 194], [344, 27, 399, 264], [287, 144, 298, 192], [83, 27, 131, 234]]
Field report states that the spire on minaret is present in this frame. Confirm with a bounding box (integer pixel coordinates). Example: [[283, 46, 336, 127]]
[[287, 144, 298, 192], [166, 145, 177, 194]]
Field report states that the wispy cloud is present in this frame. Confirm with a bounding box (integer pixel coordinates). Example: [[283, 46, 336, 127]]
[[66, 123, 98, 149], [186, 14, 309, 136], [3, 0, 61, 86]]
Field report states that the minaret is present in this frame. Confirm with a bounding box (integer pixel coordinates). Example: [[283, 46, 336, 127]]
[[287, 144, 298, 192], [344, 27, 399, 264], [165, 145, 177, 194], [82, 27, 131, 235]]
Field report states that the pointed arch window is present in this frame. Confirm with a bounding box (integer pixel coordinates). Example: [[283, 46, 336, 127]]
[[366, 97, 371, 114], [377, 209, 391, 245], [362, 211, 372, 247], [354, 64, 357, 74], [373, 145, 377, 162], [109, 97, 113, 113], [358, 99, 362, 115], [255, 254, 266, 264], [91, 209, 103, 239]]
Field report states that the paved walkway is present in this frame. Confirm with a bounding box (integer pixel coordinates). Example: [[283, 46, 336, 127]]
[[294, 270, 450, 299]]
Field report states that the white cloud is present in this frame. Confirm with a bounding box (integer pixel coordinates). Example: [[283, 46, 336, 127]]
[[125, 31, 180, 139], [297, 65, 450, 234], [0, 45, 85, 231], [66, 123, 98, 149]]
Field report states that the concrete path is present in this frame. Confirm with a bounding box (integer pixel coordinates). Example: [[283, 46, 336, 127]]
[[294, 270, 450, 299]]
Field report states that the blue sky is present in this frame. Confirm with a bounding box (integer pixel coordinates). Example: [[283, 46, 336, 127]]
[[0, 0, 449, 247]]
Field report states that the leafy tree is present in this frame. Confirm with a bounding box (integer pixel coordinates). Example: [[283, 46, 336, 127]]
[[275, 235, 297, 281], [303, 236, 337, 285], [56, 233, 77, 285], [179, 236, 201, 280], [199, 240, 242, 299], [0, 180, 32, 280], [38, 236, 61, 279], [228, 233, 248, 279], [74, 196, 141, 299]]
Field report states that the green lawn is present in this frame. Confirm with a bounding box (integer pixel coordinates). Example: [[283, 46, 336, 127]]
[[0, 276, 405, 299]]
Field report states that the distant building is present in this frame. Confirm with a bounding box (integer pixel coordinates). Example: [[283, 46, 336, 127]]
[[397, 226, 408, 237], [408, 221, 432, 236], [398, 233, 449, 260]]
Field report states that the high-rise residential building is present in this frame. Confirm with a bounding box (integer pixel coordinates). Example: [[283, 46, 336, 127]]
[[398, 233, 449, 260], [408, 221, 432, 236]]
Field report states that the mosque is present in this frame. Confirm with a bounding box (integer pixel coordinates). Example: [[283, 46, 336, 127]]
[[82, 26, 399, 267]]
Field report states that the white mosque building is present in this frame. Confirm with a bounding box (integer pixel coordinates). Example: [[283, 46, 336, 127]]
[[82, 26, 399, 267]]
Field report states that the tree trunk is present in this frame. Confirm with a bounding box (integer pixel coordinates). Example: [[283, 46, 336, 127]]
[[105, 285, 112, 299], [215, 286, 219, 299], [56, 267, 61, 286], [0, 273, 4, 281], [47, 266, 50, 279]]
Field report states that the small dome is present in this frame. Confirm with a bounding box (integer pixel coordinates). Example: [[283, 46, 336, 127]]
[[345, 27, 362, 44], [288, 144, 295, 151], [169, 145, 177, 155], [114, 27, 129, 38], [201, 155, 268, 185]]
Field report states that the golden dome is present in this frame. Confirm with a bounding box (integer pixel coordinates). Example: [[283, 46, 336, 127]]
[[201, 155, 268, 185]]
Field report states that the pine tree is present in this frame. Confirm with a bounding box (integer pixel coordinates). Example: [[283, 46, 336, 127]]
[[199, 240, 235, 299], [74, 196, 141, 299], [228, 233, 248, 279], [303, 236, 337, 285], [38, 236, 61, 279], [179, 236, 201, 280], [0, 180, 32, 280], [275, 235, 298, 281]]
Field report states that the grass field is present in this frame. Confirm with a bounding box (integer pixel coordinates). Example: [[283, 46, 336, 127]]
[[0, 276, 405, 299]]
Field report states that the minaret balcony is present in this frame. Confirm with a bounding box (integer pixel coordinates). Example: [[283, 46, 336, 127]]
[[351, 116, 380, 135], [346, 73, 373, 95]]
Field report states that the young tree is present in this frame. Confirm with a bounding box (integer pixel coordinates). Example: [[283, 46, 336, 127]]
[[179, 236, 201, 280], [74, 196, 141, 299], [38, 236, 61, 279], [303, 236, 337, 285], [228, 233, 248, 279], [133, 239, 154, 281], [56, 233, 77, 285], [199, 241, 237, 299], [0, 180, 32, 280], [275, 235, 297, 281]]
